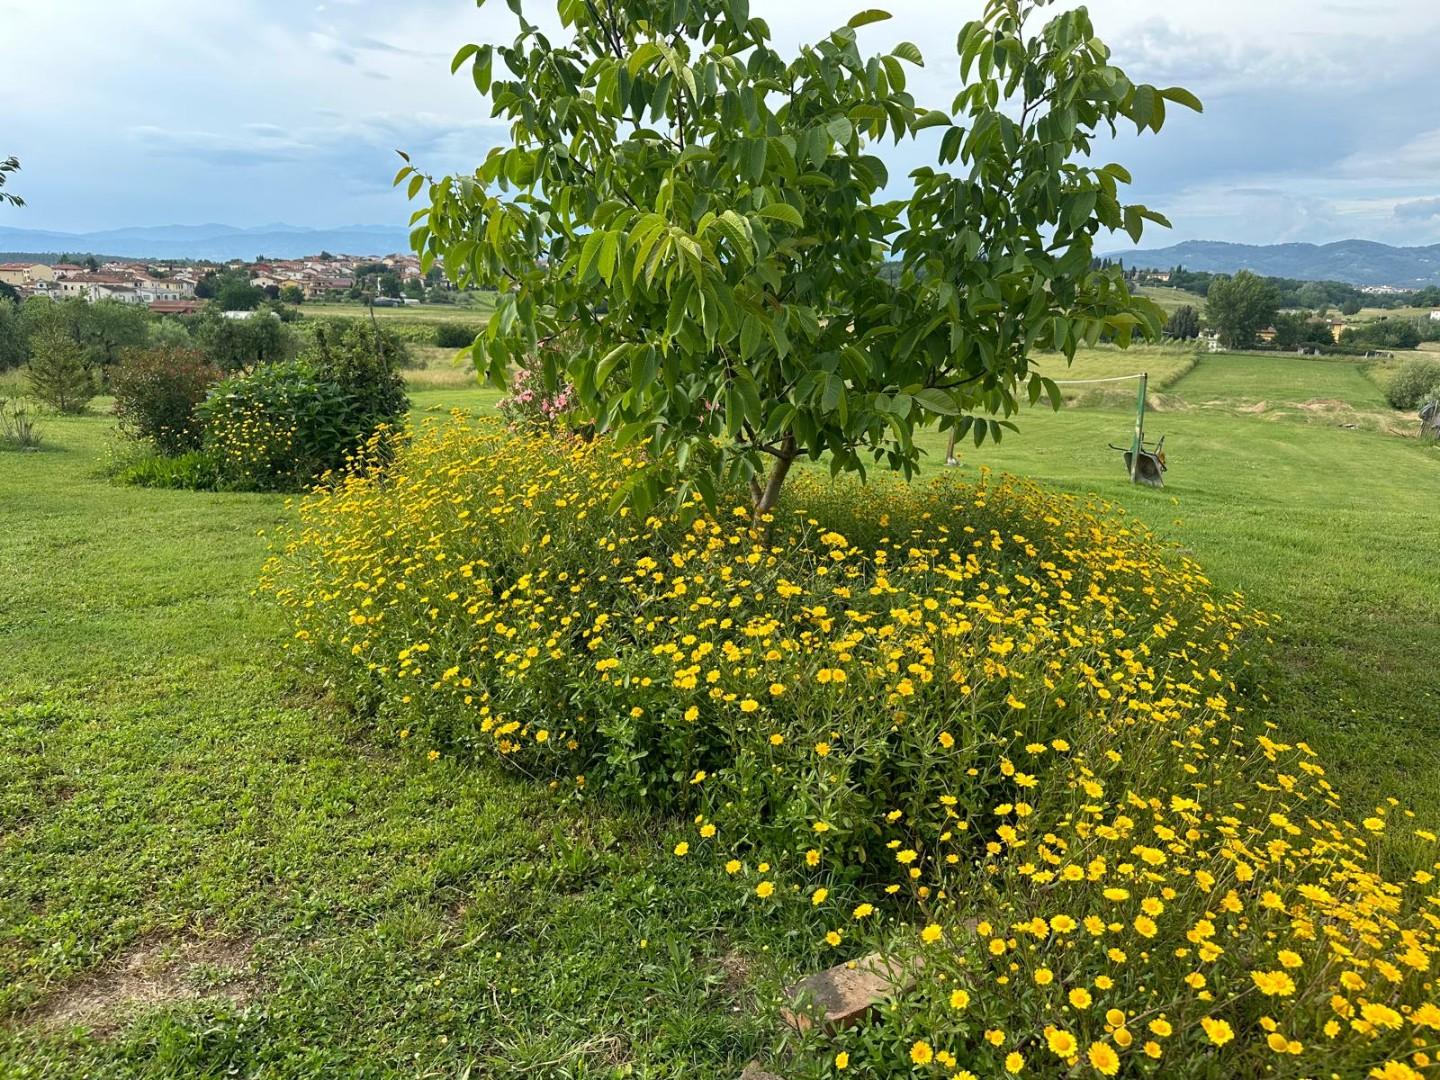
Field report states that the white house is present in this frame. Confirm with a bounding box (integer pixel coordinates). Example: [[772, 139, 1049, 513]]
[[136, 282, 192, 303], [56, 273, 134, 299], [88, 283, 145, 304]]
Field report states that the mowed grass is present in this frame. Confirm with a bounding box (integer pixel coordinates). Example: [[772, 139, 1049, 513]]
[[0, 407, 791, 1079], [302, 296, 497, 322], [920, 352, 1440, 817], [1028, 344, 1197, 405], [1135, 284, 1207, 313], [3, 349, 1439, 1076], [1170, 352, 1388, 408], [403, 344, 483, 390]]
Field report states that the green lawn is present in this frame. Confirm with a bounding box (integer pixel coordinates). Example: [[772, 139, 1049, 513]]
[[4, 352, 1439, 1075], [925, 353, 1440, 816], [1167, 351, 1387, 408], [0, 404, 790, 1079]]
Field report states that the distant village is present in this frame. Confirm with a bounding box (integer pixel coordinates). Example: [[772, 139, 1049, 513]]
[[0, 251, 432, 314]]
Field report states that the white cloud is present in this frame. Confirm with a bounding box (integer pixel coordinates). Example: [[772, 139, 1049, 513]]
[[1395, 197, 1440, 222], [2, 0, 1438, 243], [1338, 128, 1440, 181]]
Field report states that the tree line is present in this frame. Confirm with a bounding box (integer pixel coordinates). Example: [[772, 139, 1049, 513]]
[[1131, 264, 1440, 314], [1158, 269, 1440, 351]]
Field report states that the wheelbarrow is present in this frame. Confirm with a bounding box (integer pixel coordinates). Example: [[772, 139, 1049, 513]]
[[1106, 372, 1167, 487], [1110, 434, 1166, 487]]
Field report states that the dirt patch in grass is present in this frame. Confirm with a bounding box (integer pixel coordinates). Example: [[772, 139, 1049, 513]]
[[1173, 396, 1415, 435], [21, 934, 258, 1034], [716, 947, 753, 1001]]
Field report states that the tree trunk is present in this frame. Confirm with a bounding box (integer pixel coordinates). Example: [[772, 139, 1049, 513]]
[[752, 435, 797, 524]]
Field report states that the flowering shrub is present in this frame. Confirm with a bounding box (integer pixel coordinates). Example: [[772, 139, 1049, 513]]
[[496, 355, 575, 431], [111, 346, 220, 454], [200, 324, 407, 491], [262, 416, 1439, 1078]]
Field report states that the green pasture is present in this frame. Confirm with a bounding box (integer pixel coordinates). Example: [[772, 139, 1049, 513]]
[[0, 403, 782, 1079], [2, 348, 1438, 1076], [1134, 284, 1206, 313], [922, 351, 1439, 814], [1168, 352, 1388, 408], [300, 296, 497, 323]]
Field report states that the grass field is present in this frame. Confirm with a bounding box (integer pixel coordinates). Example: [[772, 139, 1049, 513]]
[[1135, 284, 1207, 313], [3, 349, 1439, 1076], [921, 352, 1440, 817], [402, 344, 481, 390], [1028, 343, 1198, 405], [0, 398, 786, 1078], [301, 296, 497, 323], [1357, 304, 1438, 320], [1167, 352, 1387, 407]]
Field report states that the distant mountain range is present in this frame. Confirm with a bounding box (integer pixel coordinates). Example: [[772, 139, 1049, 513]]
[[6, 224, 1440, 288], [1106, 240, 1440, 287], [0, 222, 412, 261]]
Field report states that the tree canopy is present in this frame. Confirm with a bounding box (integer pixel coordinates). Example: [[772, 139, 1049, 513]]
[[18, 298, 151, 371], [403, 0, 1198, 511], [1205, 270, 1277, 350], [190, 311, 295, 372], [213, 271, 265, 312], [1163, 304, 1200, 340]]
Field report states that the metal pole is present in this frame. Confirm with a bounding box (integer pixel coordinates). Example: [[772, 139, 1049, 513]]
[[1130, 372, 1147, 484]]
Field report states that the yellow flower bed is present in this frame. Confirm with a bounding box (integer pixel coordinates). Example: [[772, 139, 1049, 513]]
[[262, 414, 1439, 1078]]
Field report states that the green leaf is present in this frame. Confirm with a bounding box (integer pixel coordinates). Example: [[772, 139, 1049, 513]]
[[1123, 205, 1144, 244], [880, 54, 906, 93], [739, 314, 764, 360], [1099, 162, 1132, 185], [472, 45, 494, 96], [1132, 84, 1156, 133], [615, 421, 650, 449], [577, 230, 605, 281], [826, 116, 853, 145], [627, 41, 661, 76], [597, 231, 619, 284], [745, 138, 767, 183], [913, 109, 952, 131], [891, 41, 923, 65], [450, 43, 479, 75], [712, 210, 752, 261], [595, 344, 628, 388], [847, 9, 892, 27], [914, 388, 959, 415], [1159, 85, 1203, 114], [755, 202, 803, 228]]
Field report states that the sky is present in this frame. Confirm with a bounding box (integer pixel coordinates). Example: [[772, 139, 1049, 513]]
[[4, 0, 1440, 247]]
